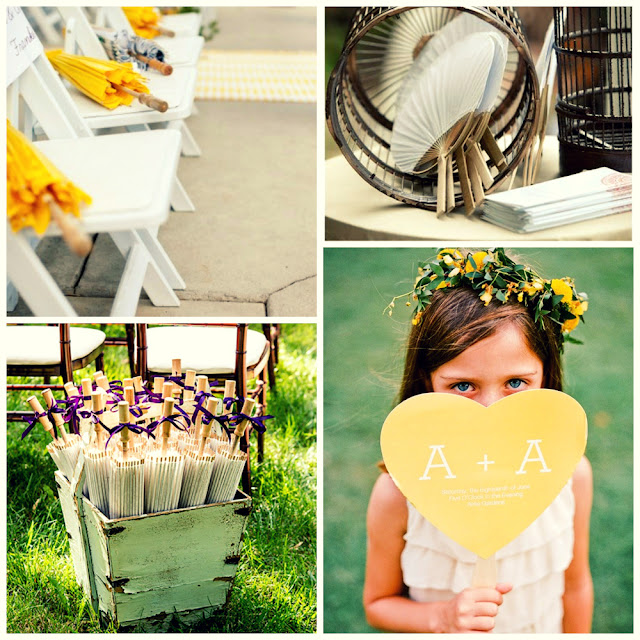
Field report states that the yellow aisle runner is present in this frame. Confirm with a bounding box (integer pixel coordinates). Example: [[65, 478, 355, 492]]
[[196, 50, 316, 103]]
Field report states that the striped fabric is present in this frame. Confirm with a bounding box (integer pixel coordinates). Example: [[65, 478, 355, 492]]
[[196, 49, 315, 103]]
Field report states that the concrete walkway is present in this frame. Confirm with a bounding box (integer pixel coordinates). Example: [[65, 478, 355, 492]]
[[10, 7, 317, 317]]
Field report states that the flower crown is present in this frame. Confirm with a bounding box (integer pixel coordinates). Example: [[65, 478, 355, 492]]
[[385, 248, 588, 348]]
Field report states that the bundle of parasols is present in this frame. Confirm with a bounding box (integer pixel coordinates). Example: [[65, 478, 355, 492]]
[[22, 364, 272, 519], [390, 12, 512, 216]]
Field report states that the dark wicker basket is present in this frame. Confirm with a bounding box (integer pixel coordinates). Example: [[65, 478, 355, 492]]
[[554, 7, 632, 175], [326, 7, 539, 210]]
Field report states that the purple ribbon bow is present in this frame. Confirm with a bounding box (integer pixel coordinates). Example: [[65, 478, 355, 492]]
[[104, 421, 156, 448], [227, 412, 273, 434], [21, 410, 49, 440]]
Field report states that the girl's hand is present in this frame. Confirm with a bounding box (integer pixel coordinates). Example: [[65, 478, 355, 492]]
[[441, 583, 512, 633]]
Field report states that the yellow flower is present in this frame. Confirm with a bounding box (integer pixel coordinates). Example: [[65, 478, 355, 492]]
[[479, 285, 493, 306], [551, 278, 573, 304], [438, 248, 464, 262], [523, 279, 545, 295], [562, 299, 587, 332], [464, 251, 488, 273]]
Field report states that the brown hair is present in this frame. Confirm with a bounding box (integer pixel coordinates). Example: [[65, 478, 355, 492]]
[[398, 286, 564, 403]]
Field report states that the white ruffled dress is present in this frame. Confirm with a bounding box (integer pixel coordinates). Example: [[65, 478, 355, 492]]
[[401, 482, 574, 633]]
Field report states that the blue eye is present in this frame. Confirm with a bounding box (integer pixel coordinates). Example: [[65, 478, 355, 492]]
[[453, 382, 471, 392], [508, 379, 524, 389]]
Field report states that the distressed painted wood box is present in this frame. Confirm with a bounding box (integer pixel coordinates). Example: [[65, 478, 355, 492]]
[[55, 465, 252, 631]]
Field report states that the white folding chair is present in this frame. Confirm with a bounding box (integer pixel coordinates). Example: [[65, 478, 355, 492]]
[[7, 26, 184, 316], [56, 7, 202, 165]]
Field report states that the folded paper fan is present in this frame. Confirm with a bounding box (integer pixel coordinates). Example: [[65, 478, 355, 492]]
[[396, 12, 509, 115], [391, 33, 495, 174]]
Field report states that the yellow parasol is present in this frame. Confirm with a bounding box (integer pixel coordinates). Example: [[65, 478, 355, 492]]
[[46, 50, 168, 112], [7, 120, 93, 255], [122, 7, 175, 39]]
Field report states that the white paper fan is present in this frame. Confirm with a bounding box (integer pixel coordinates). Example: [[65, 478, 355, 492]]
[[396, 12, 509, 114], [391, 33, 495, 174]]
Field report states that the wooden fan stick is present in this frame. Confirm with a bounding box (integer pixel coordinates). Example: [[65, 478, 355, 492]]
[[42, 388, 70, 444], [445, 155, 455, 214], [471, 555, 497, 588], [230, 398, 256, 456], [43, 194, 92, 257], [436, 154, 447, 217], [467, 143, 493, 190], [454, 146, 475, 215], [111, 83, 168, 112], [531, 88, 550, 185], [466, 152, 485, 205], [27, 396, 60, 443], [480, 128, 508, 172]]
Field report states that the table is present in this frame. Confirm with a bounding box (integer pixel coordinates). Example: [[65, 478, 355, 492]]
[[325, 138, 631, 241]]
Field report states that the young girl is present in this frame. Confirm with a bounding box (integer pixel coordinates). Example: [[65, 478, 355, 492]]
[[364, 248, 593, 633]]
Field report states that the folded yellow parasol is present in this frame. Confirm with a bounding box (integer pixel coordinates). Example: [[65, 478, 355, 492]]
[[122, 7, 175, 39], [7, 120, 92, 255], [46, 49, 167, 112]]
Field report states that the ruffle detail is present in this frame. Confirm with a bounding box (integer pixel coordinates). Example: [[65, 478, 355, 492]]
[[401, 482, 574, 631]]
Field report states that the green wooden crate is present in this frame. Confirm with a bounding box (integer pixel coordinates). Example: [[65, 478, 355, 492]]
[[55, 460, 252, 631]]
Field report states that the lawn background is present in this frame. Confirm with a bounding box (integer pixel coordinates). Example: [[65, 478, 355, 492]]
[[7, 323, 316, 633], [324, 247, 633, 633]]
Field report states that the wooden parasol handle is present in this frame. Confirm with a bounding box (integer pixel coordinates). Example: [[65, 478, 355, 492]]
[[44, 195, 92, 257], [27, 395, 58, 443], [112, 83, 168, 113], [153, 376, 165, 394], [91, 390, 105, 446], [156, 26, 175, 38], [222, 380, 236, 415], [161, 397, 176, 456], [183, 369, 196, 401], [42, 388, 69, 444], [230, 398, 256, 455], [131, 52, 172, 75], [198, 397, 219, 456], [162, 381, 174, 399], [118, 401, 130, 459]]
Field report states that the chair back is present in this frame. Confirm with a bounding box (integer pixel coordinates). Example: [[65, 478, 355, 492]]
[[7, 9, 91, 141], [57, 7, 111, 60]]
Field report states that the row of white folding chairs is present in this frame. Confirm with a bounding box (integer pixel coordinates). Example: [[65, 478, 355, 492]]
[[7, 8, 191, 316]]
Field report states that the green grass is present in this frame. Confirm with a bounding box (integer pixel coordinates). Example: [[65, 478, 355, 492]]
[[7, 323, 316, 633], [323, 248, 633, 633]]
